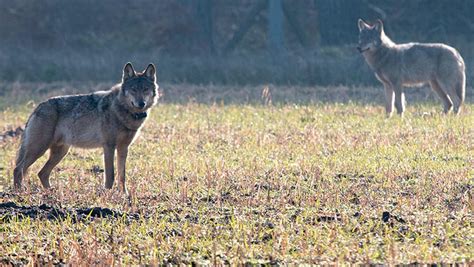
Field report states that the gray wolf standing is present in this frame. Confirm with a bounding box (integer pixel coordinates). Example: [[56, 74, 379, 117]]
[[357, 19, 465, 116], [13, 63, 159, 194]]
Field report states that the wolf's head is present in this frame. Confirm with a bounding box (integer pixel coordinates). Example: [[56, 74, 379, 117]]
[[357, 19, 385, 53], [119, 63, 159, 113]]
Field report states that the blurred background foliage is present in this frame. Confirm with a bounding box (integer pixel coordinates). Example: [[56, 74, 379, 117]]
[[0, 0, 473, 85]]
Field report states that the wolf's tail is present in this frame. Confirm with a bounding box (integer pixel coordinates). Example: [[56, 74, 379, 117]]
[[15, 112, 35, 168], [13, 100, 59, 188]]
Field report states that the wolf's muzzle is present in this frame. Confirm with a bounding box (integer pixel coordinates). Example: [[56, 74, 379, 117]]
[[137, 101, 146, 109], [357, 46, 369, 53]]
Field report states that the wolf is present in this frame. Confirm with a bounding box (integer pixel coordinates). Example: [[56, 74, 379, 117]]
[[13, 63, 159, 194], [357, 19, 465, 116]]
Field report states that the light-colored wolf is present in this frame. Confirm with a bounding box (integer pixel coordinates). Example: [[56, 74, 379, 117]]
[[357, 19, 465, 116], [13, 63, 159, 194]]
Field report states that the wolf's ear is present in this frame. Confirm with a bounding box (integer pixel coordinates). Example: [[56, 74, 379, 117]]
[[123, 62, 136, 81], [374, 19, 384, 33], [144, 63, 156, 81], [358, 19, 369, 31]]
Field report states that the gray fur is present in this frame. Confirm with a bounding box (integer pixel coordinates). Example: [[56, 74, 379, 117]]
[[13, 63, 159, 194], [358, 19, 466, 116]]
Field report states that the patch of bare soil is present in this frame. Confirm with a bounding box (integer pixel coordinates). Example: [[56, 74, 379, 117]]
[[0, 201, 139, 222]]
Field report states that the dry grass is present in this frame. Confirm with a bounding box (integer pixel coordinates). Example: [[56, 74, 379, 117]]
[[0, 84, 473, 265]]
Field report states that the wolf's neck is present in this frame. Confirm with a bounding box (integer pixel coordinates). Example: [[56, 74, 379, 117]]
[[363, 32, 397, 71], [364, 43, 394, 71], [112, 97, 146, 131], [381, 33, 396, 47]]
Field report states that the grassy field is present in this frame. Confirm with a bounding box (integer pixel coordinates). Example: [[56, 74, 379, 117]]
[[0, 84, 473, 265]]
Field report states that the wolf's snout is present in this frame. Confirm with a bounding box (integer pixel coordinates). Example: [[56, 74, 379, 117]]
[[137, 101, 146, 109], [132, 100, 146, 109], [357, 46, 369, 53]]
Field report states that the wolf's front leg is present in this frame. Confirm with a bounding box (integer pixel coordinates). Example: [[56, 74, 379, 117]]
[[116, 145, 129, 194], [384, 85, 395, 118], [394, 88, 405, 116], [103, 144, 115, 189]]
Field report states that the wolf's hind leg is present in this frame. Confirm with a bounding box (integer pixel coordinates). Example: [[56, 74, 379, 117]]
[[13, 140, 50, 189], [13, 102, 59, 189], [447, 88, 462, 115], [430, 80, 453, 114], [453, 73, 465, 114], [13, 125, 55, 188], [38, 145, 70, 188]]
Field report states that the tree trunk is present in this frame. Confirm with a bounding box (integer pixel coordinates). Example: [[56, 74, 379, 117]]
[[268, 0, 285, 53], [197, 0, 215, 54]]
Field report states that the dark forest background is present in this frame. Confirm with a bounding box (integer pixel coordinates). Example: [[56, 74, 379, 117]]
[[0, 0, 473, 85]]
